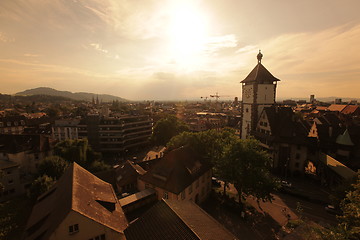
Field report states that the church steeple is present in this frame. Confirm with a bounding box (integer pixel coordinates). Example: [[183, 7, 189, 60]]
[[257, 50, 263, 63]]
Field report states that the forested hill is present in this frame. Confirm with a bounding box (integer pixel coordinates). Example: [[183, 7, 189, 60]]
[[15, 87, 127, 102]]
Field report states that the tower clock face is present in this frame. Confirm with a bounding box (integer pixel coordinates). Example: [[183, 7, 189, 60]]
[[244, 87, 252, 99]]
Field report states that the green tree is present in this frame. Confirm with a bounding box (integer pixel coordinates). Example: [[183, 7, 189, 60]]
[[219, 138, 277, 203], [37, 156, 69, 180], [152, 115, 189, 146], [168, 128, 276, 197], [337, 174, 360, 239], [28, 175, 55, 201], [167, 128, 237, 165], [54, 139, 109, 173], [330, 176, 357, 210]]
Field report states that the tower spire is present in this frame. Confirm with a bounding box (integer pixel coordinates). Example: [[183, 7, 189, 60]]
[[257, 50, 263, 63]]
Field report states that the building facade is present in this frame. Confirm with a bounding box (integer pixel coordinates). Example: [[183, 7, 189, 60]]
[[77, 115, 152, 156], [138, 146, 212, 204], [240, 51, 280, 139]]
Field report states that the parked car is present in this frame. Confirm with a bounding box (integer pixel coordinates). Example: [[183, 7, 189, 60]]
[[281, 180, 292, 188], [325, 205, 342, 215], [212, 177, 221, 188]]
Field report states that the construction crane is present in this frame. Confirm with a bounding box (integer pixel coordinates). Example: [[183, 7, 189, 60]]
[[200, 96, 208, 101], [210, 92, 230, 102]]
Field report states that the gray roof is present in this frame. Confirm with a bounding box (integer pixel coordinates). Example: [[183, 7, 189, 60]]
[[139, 146, 212, 195], [241, 63, 280, 84], [125, 199, 238, 240]]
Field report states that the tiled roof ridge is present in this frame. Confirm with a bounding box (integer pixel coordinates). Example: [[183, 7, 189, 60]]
[[70, 162, 76, 210], [71, 162, 128, 233], [165, 200, 238, 240], [163, 200, 201, 239]]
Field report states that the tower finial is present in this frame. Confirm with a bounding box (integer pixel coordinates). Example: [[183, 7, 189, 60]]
[[257, 50, 263, 63]]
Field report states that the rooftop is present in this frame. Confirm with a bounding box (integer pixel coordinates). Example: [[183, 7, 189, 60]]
[[24, 162, 128, 240]]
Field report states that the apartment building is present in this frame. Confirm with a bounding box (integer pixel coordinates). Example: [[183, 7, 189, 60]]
[[77, 115, 152, 155]]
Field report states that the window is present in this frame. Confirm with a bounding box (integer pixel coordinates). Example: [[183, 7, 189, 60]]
[[8, 179, 13, 184], [69, 224, 79, 234], [163, 191, 169, 199], [89, 234, 106, 240], [6, 170, 12, 175], [295, 153, 300, 159]]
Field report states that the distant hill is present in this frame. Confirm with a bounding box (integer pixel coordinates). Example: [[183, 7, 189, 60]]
[[15, 87, 127, 102]]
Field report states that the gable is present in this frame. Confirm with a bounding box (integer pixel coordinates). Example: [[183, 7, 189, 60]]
[[308, 122, 318, 138]]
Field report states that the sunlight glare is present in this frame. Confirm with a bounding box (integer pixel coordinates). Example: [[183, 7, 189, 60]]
[[168, 4, 209, 67]]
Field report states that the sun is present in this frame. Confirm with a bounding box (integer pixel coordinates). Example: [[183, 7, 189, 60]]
[[167, 3, 209, 66]]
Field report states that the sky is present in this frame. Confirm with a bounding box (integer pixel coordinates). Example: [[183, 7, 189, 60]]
[[1, 0, 360, 101]]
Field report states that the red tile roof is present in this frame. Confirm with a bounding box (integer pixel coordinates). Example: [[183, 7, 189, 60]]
[[327, 104, 346, 112], [24, 162, 128, 240], [341, 105, 359, 115]]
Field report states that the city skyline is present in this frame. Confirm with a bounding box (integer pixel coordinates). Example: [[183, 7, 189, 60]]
[[1, 0, 360, 100]]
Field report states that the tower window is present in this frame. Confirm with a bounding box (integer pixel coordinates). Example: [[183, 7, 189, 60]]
[[246, 108, 249, 113]]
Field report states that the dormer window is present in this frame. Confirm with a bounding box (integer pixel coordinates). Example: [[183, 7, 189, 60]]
[[69, 224, 79, 234], [163, 191, 169, 199]]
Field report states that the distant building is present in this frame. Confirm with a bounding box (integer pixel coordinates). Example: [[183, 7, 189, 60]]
[[77, 115, 152, 156], [52, 119, 80, 141], [0, 116, 26, 134], [138, 146, 212, 204], [0, 159, 23, 202], [0, 134, 51, 175], [310, 94, 315, 103], [23, 162, 128, 240], [240, 51, 280, 139], [335, 98, 342, 104]]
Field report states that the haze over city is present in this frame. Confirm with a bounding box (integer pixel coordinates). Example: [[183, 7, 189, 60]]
[[1, 0, 360, 100]]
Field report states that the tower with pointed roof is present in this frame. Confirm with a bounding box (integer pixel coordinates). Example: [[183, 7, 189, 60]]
[[240, 51, 280, 139]]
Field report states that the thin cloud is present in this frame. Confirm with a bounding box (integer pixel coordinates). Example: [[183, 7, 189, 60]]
[[0, 32, 14, 42], [89, 43, 108, 53]]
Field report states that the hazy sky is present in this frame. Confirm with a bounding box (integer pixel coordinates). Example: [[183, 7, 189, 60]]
[[1, 0, 360, 100]]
